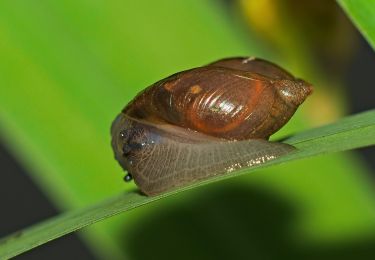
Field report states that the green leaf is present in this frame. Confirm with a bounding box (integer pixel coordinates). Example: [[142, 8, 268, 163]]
[[1, 1, 374, 258], [0, 1, 260, 257], [338, 0, 375, 49], [1, 109, 374, 259]]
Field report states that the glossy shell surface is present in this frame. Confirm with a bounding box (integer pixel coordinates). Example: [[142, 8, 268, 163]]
[[124, 57, 312, 140]]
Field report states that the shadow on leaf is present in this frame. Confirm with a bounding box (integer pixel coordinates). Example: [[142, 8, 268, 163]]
[[122, 182, 375, 260]]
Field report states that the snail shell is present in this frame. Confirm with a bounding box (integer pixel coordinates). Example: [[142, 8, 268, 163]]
[[111, 57, 313, 196]]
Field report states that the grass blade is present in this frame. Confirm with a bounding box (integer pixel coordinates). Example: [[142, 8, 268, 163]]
[[338, 0, 375, 49], [1, 109, 374, 259]]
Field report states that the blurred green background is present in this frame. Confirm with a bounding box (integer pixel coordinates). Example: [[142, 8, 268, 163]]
[[0, 0, 374, 259]]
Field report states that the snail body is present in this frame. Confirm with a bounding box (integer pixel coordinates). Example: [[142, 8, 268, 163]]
[[111, 57, 313, 195]]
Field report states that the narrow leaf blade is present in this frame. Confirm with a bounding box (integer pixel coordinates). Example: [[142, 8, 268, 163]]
[[0, 109, 374, 259], [338, 0, 375, 49]]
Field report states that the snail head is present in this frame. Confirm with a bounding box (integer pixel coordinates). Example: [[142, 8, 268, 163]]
[[111, 114, 160, 172]]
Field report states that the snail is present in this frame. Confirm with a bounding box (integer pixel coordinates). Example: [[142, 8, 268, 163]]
[[111, 57, 313, 196]]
